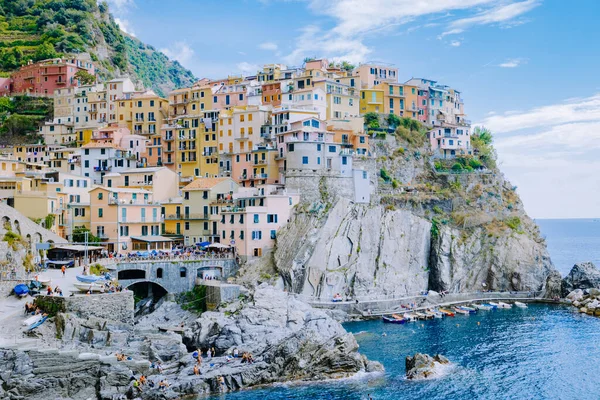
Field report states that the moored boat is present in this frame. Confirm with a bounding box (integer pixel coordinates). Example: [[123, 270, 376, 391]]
[[458, 306, 477, 314], [415, 312, 433, 320], [453, 307, 470, 315], [473, 304, 493, 311], [28, 315, 48, 331], [438, 308, 455, 317], [498, 302, 512, 308], [488, 302, 500, 308], [403, 313, 416, 322], [76, 273, 111, 283], [514, 301, 527, 308], [33, 276, 51, 287], [483, 303, 498, 309], [382, 316, 406, 324]]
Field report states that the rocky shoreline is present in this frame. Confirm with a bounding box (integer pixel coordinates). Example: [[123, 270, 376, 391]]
[[0, 285, 382, 400]]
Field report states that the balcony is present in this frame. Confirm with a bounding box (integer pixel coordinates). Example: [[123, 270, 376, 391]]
[[55, 80, 66, 85], [97, 233, 109, 239], [164, 214, 182, 220], [253, 158, 268, 166], [135, 117, 144, 122], [94, 166, 111, 172], [164, 135, 174, 142], [220, 206, 246, 213], [235, 136, 249, 141], [183, 213, 209, 220], [119, 216, 165, 223], [341, 140, 353, 148], [164, 160, 174, 165]]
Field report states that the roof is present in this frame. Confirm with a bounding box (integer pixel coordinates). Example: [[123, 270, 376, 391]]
[[120, 167, 167, 174], [89, 186, 152, 194], [130, 236, 173, 242], [183, 177, 230, 191], [51, 245, 105, 252], [81, 142, 125, 150]]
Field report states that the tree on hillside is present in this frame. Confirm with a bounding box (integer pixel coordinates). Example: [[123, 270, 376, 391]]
[[472, 126, 493, 145], [33, 41, 58, 62], [387, 113, 401, 128], [364, 112, 380, 129], [72, 226, 101, 244], [471, 126, 496, 169], [74, 69, 96, 85], [0, 114, 39, 137]]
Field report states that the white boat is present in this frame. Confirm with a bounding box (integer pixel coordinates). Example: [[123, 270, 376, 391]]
[[488, 302, 500, 308], [22, 314, 42, 326], [33, 277, 51, 287], [497, 302, 512, 308], [514, 301, 527, 308], [403, 313, 416, 322], [73, 283, 105, 293], [473, 304, 493, 311]]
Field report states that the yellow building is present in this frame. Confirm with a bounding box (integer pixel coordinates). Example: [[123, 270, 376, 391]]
[[181, 177, 238, 245], [313, 78, 360, 121], [375, 82, 420, 120], [359, 88, 385, 114], [160, 197, 184, 243]]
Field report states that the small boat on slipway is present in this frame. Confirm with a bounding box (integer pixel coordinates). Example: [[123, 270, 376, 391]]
[[514, 301, 528, 308], [76, 273, 111, 283], [454, 307, 470, 315], [473, 304, 493, 311], [497, 302, 512, 309], [73, 282, 105, 293]]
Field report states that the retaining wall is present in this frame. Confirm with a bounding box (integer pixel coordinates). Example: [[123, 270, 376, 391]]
[[35, 291, 134, 324]]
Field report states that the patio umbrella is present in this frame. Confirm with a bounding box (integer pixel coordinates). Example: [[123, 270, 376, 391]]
[[208, 243, 230, 249]]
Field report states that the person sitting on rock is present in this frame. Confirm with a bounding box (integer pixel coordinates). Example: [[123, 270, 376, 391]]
[[241, 353, 248, 363], [116, 353, 126, 361], [46, 286, 53, 296], [139, 375, 147, 385], [133, 379, 142, 393], [218, 376, 225, 392], [156, 362, 163, 373], [248, 353, 254, 364], [193, 364, 200, 375], [233, 348, 239, 358]]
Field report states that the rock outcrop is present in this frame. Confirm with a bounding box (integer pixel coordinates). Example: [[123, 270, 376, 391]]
[[562, 262, 600, 296], [405, 353, 450, 380]]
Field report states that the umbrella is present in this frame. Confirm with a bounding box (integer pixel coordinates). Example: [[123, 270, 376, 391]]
[[197, 241, 211, 247], [208, 243, 230, 249]]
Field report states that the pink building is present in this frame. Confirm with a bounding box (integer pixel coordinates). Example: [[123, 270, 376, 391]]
[[428, 125, 472, 158], [219, 185, 299, 259], [417, 88, 429, 124], [0, 78, 10, 96], [212, 83, 248, 110], [11, 57, 95, 96]]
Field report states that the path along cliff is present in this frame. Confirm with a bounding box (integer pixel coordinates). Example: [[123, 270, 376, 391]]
[[274, 132, 559, 301]]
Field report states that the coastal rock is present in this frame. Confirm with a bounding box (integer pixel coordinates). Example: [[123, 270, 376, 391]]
[[566, 289, 584, 302], [562, 262, 600, 296], [405, 353, 450, 380], [544, 271, 563, 299]]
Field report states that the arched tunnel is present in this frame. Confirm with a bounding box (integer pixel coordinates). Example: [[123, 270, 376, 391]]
[[127, 281, 168, 303]]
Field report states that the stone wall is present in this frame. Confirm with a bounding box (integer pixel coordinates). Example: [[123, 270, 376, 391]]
[[204, 282, 241, 310], [35, 291, 134, 324]]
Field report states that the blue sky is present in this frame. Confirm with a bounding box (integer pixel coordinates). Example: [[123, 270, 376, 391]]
[[107, 0, 600, 219]]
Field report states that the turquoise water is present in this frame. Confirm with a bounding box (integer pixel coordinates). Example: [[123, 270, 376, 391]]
[[219, 304, 600, 400], [214, 219, 600, 399], [537, 218, 600, 275]]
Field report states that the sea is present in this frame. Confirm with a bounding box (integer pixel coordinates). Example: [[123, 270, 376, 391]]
[[210, 219, 600, 400]]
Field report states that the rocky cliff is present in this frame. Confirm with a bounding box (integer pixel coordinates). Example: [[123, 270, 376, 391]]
[[274, 132, 559, 299]]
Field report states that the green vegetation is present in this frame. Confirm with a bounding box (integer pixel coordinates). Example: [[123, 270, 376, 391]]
[[387, 113, 401, 128], [380, 168, 391, 182], [43, 214, 55, 230], [74, 69, 95, 84], [178, 285, 207, 314], [364, 112, 380, 129], [3, 230, 23, 250], [72, 226, 101, 243], [394, 117, 427, 147], [0, 0, 195, 96], [471, 126, 497, 169], [89, 263, 108, 276], [505, 216, 522, 231]]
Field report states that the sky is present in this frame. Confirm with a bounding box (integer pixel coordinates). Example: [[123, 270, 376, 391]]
[[105, 0, 600, 219]]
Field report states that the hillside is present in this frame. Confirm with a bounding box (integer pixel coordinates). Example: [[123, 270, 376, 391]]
[[0, 0, 196, 96], [270, 119, 560, 299]]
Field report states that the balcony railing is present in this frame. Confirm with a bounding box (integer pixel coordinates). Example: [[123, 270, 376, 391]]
[[94, 166, 111, 172], [183, 213, 209, 220], [164, 214, 182, 220], [119, 216, 164, 223]]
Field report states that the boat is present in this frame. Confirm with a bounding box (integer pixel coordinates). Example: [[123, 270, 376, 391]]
[[483, 303, 498, 309], [73, 282, 105, 293], [28, 315, 48, 331], [453, 307, 470, 315], [514, 301, 527, 308], [488, 302, 500, 308], [13, 284, 29, 297], [32, 276, 51, 287], [438, 308, 455, 317], [76, 273, 111, 283], [391, 314, 405, 320], [461, 306, 478, 313], [23, 314, 42, 326], [426, 310, 443, 319], [382, 316, 406, 324], [473, 304, 493, 311], [403, 313, 416, 322], [498, 302, 512, 309], [415, 312, 433, 320]]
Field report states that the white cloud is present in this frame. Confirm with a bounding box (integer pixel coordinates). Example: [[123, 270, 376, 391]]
[[479, 93, 600, 218], [499, 58, 526, 68], [443, 0, 540, 35], [114, 18, 135, 36], [450, 40, 461, 47], [237, 62, 261, 75], [160, 42, 195, 67], [279, 0, 539, 65], [259, 42, 278, 51]]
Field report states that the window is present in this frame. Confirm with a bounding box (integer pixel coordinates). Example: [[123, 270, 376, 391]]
[[251, 230, 262, 240], [98, 192, 103, 200], [328, 145, 336, 153], [363, 171, 368, 179], [270, 230, 277, 239], [302, 156, 309, 164], [311, 120, 320, 128], [342, 156, 347, 165], [317, 144, 322, 151], [185, 222, 190, 230], [267, 214, 278, 223], [288, 143, 295, 152], [98, 208, 103, 217], [359, 136, 365, 144], [253, 214, 259, 223], [389, 98, 394, 109], [156, 268, 163, 278], [180, 267, 187, 278], [184, 192, 189, 200]]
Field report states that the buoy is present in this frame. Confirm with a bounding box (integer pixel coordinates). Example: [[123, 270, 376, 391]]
[[456, 324, 460, 327], [421, 324, 424, 328], [477, 321, 480, 326]]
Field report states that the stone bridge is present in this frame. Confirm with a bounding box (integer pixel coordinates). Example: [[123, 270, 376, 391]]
[[107, 259, 239, 293]]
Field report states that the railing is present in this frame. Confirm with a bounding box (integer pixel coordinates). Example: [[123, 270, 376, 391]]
[[94, 166, 111, 172], [108, 198, 160, 205], [183, 213, 209, 220], [164, 214, 182, 220], [119, 217, 164, 223], [220, 206, 246, 213]]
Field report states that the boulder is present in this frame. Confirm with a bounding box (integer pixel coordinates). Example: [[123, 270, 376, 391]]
[[562, 262, 600, 296], [544, 271, 563, 299], [566, 289, 584, 302], [405, 353, 450, 380]]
